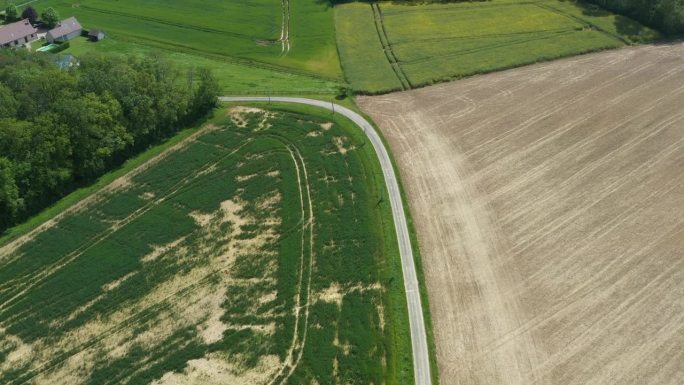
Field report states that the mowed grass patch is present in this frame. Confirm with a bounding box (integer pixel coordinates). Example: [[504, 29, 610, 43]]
[[65, 37, 340, 94], [31, 0, 342, 79], [0, 106, 409, 384], [335, 0, 659, 92]]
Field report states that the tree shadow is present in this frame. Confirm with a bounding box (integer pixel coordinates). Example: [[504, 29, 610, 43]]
[[614, 15, 644, 37], [580, 3, 611, 18]]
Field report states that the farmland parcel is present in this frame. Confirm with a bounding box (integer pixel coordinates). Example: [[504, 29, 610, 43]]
[[29, 0, 342, 93], [358, 43, 684, 385], [336, 0, 659, 93], [0, 107, 413, 384]]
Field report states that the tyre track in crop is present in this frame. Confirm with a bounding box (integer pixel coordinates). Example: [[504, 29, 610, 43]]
[[371, 3, 411, 90], [267, 140, 315, 385], [0, 139, 252, 320], [279, 0, 291, 54]]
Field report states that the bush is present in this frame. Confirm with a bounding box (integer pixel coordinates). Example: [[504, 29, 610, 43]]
[[46, 41, 70, 54], [5, 4, 19, 22]]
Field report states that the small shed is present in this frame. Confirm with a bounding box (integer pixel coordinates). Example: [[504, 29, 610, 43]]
[[88, 29, 105, 42], [46, 17, 82, 43]]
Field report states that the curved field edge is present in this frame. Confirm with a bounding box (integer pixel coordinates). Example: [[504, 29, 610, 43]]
[[229, 101, 425, 384], [247, 99, 440, 384], [349, 103, 440, 385], [0, 100, 428, 384]]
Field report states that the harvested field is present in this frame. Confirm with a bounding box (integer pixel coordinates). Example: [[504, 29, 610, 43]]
[[358, 43, 684, 385]]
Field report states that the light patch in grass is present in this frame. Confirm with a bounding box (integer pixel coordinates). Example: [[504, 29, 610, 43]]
[[333, 136, 355, 155], [102, 272, 138, 292], [236, 174, 257, 182], [142, 237, 188, 263], [152, 353, 281, 385], [0, 328, 33, 372], [228, 106, 274, 131]]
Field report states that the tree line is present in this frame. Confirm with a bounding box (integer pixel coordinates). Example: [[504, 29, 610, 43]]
[[0, 51, 219, 232], [581, 0, 683, 35]]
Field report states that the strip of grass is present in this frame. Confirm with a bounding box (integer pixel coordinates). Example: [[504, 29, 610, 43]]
[[350, 102, 441, 385], [335, 0, 659, 93], [65, 37, 340, 94]]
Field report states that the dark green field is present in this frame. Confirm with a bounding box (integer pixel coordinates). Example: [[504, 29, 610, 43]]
[[0, 106, 412, 384]]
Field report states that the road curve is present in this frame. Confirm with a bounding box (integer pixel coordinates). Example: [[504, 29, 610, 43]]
[[219, 97, 432, 385]]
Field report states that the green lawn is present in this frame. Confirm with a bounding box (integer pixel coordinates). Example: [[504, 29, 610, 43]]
[[65, 37, 340, 94], [335, 0, 660, 93], [0, 105, 413, 384], [29, 0, 342, 79]]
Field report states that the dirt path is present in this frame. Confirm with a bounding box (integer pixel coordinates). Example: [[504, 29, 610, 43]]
[[358, 43, 684, 385]]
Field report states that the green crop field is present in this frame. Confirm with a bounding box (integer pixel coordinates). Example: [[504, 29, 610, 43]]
[[0, 106, 413, 384], [335, 0, 660, 93], [29, 0, 342, 81]]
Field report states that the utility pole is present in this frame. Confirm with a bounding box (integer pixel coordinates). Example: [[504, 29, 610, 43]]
[[331, 99, 335, 115]]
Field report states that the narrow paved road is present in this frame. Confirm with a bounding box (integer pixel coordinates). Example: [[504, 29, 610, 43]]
[[219, 97, 432, 385]]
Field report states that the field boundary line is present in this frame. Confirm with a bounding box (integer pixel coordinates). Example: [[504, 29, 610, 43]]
[[370, 3, 411, 90], [219, 96, 432, 385]]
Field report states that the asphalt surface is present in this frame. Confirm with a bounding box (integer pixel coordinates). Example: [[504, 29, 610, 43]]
[[219, 97, 432, 385]]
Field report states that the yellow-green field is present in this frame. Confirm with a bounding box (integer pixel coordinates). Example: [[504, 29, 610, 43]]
[[336, 0, 659, 93]]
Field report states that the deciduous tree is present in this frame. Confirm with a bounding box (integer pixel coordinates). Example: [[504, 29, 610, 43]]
[[21, 6, 37, 24], [41, 7, 59, 29]]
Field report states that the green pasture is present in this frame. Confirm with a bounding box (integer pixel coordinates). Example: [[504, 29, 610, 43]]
[[29, 0, 342, 79], [65, 37, 339, 94], [0, 106, 412, 384], [335, 0, 659, 93]]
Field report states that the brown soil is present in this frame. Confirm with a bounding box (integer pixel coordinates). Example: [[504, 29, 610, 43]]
[[358, 43, 684, 385]]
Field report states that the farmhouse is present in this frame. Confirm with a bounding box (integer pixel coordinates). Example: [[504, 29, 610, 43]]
[[46, 17, 82, 43], [0, 19, 38, 48]]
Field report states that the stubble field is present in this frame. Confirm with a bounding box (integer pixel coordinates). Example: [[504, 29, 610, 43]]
[[0, 107, 412, 385], [358, 43, 684, 384]]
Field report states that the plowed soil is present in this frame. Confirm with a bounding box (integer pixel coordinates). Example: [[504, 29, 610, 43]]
[[358, 43, 684, 385]]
